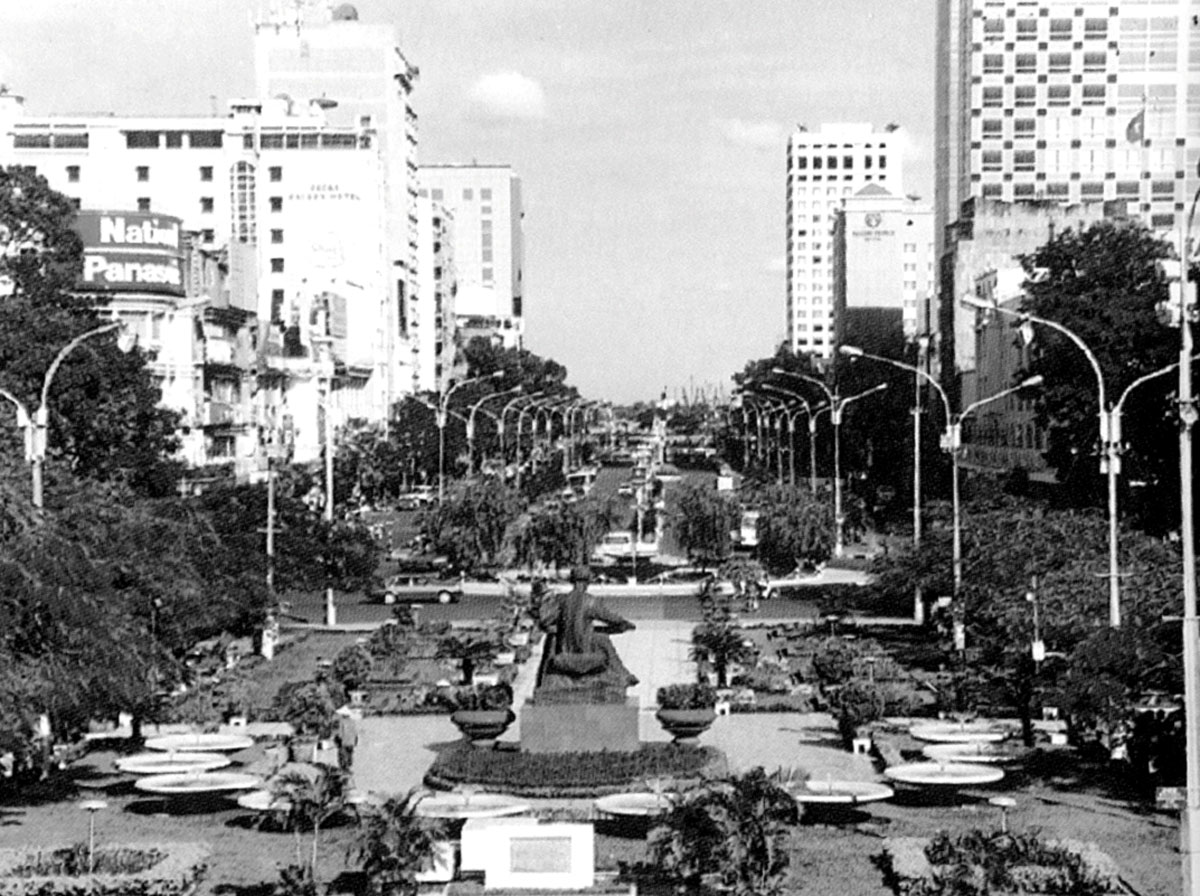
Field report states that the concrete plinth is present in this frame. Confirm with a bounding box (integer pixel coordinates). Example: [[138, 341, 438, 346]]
[[520, 698, 640, 754]]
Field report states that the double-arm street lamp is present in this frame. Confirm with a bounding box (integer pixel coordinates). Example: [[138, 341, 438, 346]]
[[437, 371, 504, 500], [467, 385, 521, 475], [770, 368, 888, 557], [839, 346, 1042, 606], [0, 321, 132, 510], [760, 382, 826, 492]]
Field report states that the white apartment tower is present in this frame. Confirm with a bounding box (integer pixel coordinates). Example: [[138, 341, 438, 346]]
[[418, 165, 525, 350], [785, 123, 904, 359], [935, 0, 1200, 255]]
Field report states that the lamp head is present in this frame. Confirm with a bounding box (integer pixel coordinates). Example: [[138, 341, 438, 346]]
[[839, 345, 863, 357], [490, 370, 505, 380], [116, 330, 137, 354], [1019, 374, 1044, 389]]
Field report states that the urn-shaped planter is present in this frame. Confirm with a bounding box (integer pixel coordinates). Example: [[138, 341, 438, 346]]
[[655, 708, 717, 745], [451, 709, 516, 749]]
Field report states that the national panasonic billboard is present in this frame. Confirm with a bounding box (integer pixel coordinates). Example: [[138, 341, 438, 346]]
[[74, 210, 184, 296]]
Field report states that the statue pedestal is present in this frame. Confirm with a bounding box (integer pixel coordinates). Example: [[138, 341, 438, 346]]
[[520, 697, 640, 754]]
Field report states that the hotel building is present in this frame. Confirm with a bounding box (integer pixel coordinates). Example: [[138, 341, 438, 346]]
[[785, 123, 904, 359]]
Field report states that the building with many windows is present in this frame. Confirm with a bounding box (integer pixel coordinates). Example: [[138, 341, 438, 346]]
[[935, 0, 1200, 379], [418, 164, 525, 349], [785, 123, 904, 359], [413, 195, 458, 393]]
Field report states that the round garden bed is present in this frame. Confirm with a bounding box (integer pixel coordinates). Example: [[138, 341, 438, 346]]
[[424, 743, 728, 798]]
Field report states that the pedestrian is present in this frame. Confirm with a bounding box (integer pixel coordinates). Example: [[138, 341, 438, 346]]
[[335, 708, 359, 773]]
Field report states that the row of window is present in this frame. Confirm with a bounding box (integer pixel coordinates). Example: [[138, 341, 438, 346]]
[[792, 155, 887, 171], [124, 130, 224, 149], [981, 83, 1106, 107], [120, 130, 366, 151], [425, 187, 495, 202], [982, 51, 1109, 73], [981, 16, 1108, 37]]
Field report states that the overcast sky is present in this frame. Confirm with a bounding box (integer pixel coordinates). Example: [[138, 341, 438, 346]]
[[3, 0, 936, 404]]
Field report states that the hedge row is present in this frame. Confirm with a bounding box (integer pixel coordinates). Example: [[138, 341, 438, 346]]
[[0, 842, 209, 896]]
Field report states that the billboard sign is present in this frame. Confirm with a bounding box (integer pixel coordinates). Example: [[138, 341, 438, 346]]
[[75, 210, 185, 296]]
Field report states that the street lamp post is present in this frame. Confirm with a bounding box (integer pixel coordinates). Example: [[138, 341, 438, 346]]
[[437, 372, 504, 501], [839, 346, 1042, 606], [962, 295, 1125, 628], [760, 383, 817, 490], [771, 368, 888, 557], [0, 321, 129, 510], [467, 385, 521, 475]]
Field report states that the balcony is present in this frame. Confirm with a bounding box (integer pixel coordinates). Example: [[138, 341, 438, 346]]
[[202, 401, 236, 427]]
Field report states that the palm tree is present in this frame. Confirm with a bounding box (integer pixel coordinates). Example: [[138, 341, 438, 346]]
[[353, 789, 449, 896], [648, 768, 799, 896], [269, 764, 349, 893], [691, 583, 757, 688]]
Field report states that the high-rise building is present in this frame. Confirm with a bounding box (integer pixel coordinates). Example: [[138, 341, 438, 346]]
[[419, 165, 525, 350], [935, 0, 1200, 374], [413, 195, 458, 393], [832, 184, 935, 349], [785, 123, 904, 359]]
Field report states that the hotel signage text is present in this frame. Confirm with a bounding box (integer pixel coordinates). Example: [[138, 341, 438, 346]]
[[75, 210, 185, 295]]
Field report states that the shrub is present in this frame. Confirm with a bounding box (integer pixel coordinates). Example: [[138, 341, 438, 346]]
[[657, 683, 718, 710], [274, 680, 342, 739], [0, 842, 209, 896], [829, 681, 885, 747], [450, 683, 513, 712], [331, 644, 374, 692], [811, 637, 861, 688]]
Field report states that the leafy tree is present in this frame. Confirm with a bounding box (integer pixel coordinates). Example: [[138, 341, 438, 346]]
[[354, 789, 450, 896], [270, 764, 349, 895], [672, 481, 738, 566], [1017, 220, 1179, 520], [0, 166, 182, 497], [648, 767, 798, 896], [511, 495, 620, 572], [334, 420, 410, 508], [691, 587, 757, 688], [750, 483, 835, 573], [421, 476, 522, 571]]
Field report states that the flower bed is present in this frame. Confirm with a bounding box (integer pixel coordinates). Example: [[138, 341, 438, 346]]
[[880, 832, 1122, 895], [0, 842, 209, 896], [425, 744, 727, 797]]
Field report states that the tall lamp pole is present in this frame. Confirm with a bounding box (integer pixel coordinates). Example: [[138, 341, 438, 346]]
[[963, 294, 1125, 627], [437, 372, 503, 501], [840, 346, 1041, 603], [772, 368, 887, 557], [0, 321, 130, 510], [467, 385, 521, 474], [760, 382, 817, 490], [499, 391, 544, 471]]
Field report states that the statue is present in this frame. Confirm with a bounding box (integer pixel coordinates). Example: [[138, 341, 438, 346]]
[[532, 565, 639, 704]]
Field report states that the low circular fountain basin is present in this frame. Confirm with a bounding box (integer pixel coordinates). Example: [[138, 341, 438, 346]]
[[792, 779, 894, 805], [415, 792, 531, 819], [922, 742, 1029, 765], [143, 733, 255, 753], [135, 771, 262, 795], [884, 762, 1005, 787], [116, 752, 230, 775], [909, 722, 1010, 744], [594, 792, 674, 817]]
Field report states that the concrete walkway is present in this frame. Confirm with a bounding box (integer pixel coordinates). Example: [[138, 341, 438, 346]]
[[353, 617, 875, 797]]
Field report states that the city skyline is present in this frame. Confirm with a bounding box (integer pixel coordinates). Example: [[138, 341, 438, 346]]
[[2, 0, 937, 403]]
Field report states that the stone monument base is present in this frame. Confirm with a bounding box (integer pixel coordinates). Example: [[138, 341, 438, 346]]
[[520, 697, 640, 754]]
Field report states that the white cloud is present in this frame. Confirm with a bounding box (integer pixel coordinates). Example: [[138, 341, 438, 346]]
[[468, 71, 546, 122], [714, 118, 786, 151]]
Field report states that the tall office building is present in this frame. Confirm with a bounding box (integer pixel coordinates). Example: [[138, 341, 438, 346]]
[[936, 0, 1200, 287], [785, 123, 904, 359], [419, 165, 524, 350]]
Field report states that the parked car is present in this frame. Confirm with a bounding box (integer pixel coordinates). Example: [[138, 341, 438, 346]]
[[396, 486, 436, 510], [591, 530, 659, 561], [374, 571, 463, 604], [646, 568, 716, 587]]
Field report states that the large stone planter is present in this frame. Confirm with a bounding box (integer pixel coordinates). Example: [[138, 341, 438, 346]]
[[655, 708, 717, 745], [451, 709, 515, 749]]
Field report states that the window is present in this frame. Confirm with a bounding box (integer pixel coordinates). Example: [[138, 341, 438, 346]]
[[827, 156, 837, 169], [190, 130, 223, 148], [136, 165, 150, 182], [270, 258, 284, 273], [1014, 149, 1036, 171], [125, 131, 160, 148], [1015, 53, 1037, 72], [200, 197, 214, 213], [1080, 182, 1104, 197], [270, 289, 285, 323], [1049, 18, 1072, 37], [1014, 119, 1036, 137], [1046, 182, 1069, 197], [271, 229, 283, 244], [1049, 52, 1071, 72], [1083, 51, 1106, 71], [165, 131, 183, 148], [1151, 180, 1175, 197], [53, 133, 87, 148], [66, 165, 80, 183], [463, 188, 473, 200], [983, 86, 1004, 107], [1016, 18, 1037, 38], [1116, 181, 1140, 196], [1083, 18, 1107, 37], [983, 18, 1004, 36], [431, 189, 443, 201], [137, 197, 151, 211], [242, 134, 255, 150], [269, 196, 282, 213], [200, 166, 213, 182], [813, 156, 823, 169], [1015, 86, 1035, 106], [232, 162, 257, 244], [12, 133, 51, 149], [983, 54, 1004, 73], [269, 166, 282, 182], [1048, 84, 1071, 106], [482, 266, 493, 282], [201, 228, 215, 242], [480, 188, 492, 200], [878, 156, 887, 169], [982, 119, 1003, 137], [982, 149, 1003, 170], [983, 183, 1003, 197], [843, 156, 853, 169], [1081, 84, 1106, 105]]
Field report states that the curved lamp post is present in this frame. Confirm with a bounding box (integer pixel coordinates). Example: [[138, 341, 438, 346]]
[[499, 391, 545, 466], [760, 382, 823, 491], [437, 372, 504, 500], [771, 368, 888, 557], [0, 321, 131, 510], [840, 346, 1042, 610], [467, 385, 521, 474]]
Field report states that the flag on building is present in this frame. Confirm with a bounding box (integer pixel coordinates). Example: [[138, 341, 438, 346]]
[[1125, 109, 1145, 145]]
